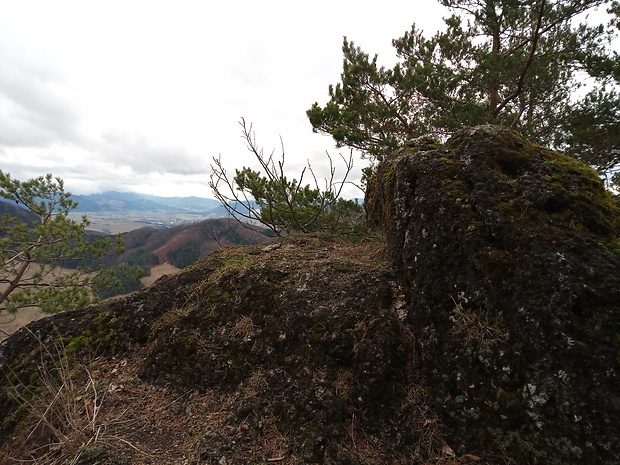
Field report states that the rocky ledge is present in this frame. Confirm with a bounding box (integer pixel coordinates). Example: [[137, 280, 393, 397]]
[[1, 126, 619, 465]]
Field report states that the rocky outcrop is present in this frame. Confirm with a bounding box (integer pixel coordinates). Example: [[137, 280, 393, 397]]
[[2, 126, 619, 465], [1, 235, 443, 464], [366, 125, 620, 464]]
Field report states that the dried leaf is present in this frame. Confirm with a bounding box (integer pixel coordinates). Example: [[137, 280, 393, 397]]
[[441, 441, 455, 457]]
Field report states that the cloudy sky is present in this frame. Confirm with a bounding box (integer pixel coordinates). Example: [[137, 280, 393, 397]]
[[0, 0, 448, 198]]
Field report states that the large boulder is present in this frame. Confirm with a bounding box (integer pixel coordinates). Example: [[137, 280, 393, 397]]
[[366, 125, 620, 464]]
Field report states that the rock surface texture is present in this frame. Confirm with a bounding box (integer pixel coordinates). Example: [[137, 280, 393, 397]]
[[1, 127, 619, 465], [366, 125, 620, 464], [1, 236, 440, 464]]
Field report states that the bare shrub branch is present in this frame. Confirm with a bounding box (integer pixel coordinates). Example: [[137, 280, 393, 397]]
[[209, 118, 363, 236]]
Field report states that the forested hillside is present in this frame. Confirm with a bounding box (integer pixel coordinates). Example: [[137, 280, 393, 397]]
[[103, 218, 272, 270]]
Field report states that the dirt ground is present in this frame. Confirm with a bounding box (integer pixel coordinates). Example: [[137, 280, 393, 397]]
[[0, 263, 181, 342]]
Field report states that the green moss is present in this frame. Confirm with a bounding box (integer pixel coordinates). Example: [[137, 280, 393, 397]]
[[309, 322, 327, 342], [76, 443, 105, 463], [55, 328, 117, 356], [487, 428, 549, 463], [1, 414, 16, 436], [443, 179, 470, 197], [536, 147, 620, 243], [207, 251, 252, 284], [544, 156, 601, 183], [221, 252, 251, 272], [61, 333, 89, 354], [606, 237, 620, 255], [550, 181, 568, 193], [28, 371, 39, 385]]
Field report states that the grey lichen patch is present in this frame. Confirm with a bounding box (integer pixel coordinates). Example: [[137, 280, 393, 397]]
[[366, 125, 620, 464]]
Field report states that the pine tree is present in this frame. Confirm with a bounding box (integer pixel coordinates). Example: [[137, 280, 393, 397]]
[[0, 171, 140, 313], [308, 0, 620, 184]]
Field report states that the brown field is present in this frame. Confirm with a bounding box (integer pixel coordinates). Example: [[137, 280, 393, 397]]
[[0, 264, 75, 340], [140, 262, 181, 286], [68, 212, 212, 234], [0, 307, 47, 340], [0, 263, 181, 341]]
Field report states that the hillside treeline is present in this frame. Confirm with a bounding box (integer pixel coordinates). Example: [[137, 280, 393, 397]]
[[102, 218, 271, 270]]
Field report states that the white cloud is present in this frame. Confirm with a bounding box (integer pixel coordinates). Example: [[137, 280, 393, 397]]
[[99, 131, 209, 175], [0, 41, 82, 148], [0, 0, 448, 197]]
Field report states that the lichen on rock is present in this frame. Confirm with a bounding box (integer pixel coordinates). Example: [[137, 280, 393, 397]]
[[366, 125, 620, 464]]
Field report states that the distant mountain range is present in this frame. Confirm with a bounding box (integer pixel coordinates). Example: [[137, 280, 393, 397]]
[[1, 191, 232, 221], [1, 192, 275, 277], [70, 191, 226, 215]]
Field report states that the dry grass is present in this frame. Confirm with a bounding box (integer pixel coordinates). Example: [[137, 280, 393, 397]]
[[233, 314, 257, 341], [449, 295, 509, 351], [347, 432, 388, 465], [2, 331, 147, 464], [334, 370, 353, 399], [229, 413, 295, 465], [1, 329, 210, 464]]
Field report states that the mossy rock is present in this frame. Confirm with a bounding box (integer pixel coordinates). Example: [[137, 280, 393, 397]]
[[367, 125, 620, 464], [1, 234, 441, 464]]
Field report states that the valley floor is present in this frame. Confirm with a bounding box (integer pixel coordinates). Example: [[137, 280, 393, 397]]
[[0, 263, 181, 342]]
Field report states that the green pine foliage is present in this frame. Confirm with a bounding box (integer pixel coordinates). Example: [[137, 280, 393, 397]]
[[233, 167, 363, 236], [307, 0, 620, 185], [0, 171, 142, 313], [167, 241, 201, 269], [91, 262, 146, 299]]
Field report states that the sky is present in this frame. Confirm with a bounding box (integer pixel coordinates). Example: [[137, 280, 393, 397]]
[[0, 0, 449, 199]]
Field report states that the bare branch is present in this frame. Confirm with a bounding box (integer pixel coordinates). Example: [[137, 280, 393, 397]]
[[209, 119, 362, 236]]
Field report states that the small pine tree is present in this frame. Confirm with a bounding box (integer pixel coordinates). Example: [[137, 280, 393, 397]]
[[0, 171, 141, 313], [308, 0, 620, 185], [210, 119, 364, 237]]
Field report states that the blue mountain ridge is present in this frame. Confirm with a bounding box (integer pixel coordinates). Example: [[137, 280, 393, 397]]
[[70, 191, 223, 215]]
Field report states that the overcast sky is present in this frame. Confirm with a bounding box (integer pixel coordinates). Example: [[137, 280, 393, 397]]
[[0, 0, 448, 198]]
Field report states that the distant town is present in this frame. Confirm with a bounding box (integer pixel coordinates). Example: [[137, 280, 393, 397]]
[[64, 191, 229, 233]]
